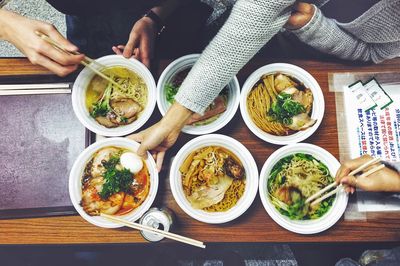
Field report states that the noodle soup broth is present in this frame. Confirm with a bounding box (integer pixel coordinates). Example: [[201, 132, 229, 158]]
[[259, 143, 348, 234], [170, 134, 259, 224], [69, 138, 159, 228], [72, 55, 157, 137], [240, 63, 325, 145], [86, 66, 148, 128]]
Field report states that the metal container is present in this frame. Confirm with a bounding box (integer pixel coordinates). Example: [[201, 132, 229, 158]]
[[139, 207, 174, 242]]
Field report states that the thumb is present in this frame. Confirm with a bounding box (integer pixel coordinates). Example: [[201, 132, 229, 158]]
[[123, 33, 139, 58], [136, 143, 148, 158]]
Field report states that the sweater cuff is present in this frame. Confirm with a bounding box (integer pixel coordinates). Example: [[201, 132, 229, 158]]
[[382, 161, 400, 173], [174, 92, 208, 115], [290, 5, 322, 38]]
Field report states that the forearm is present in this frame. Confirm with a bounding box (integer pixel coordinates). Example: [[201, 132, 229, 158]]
[[291, 7, 396, 63], [160, 102, 193, 131], [175, 0, 295, 114], [0, 9, 14, 40]]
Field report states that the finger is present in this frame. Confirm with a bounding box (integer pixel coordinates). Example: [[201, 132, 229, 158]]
[[351, 187, 355, 194], [295, 2, 314, 13], [151, 152, 157, 161], [345, 187, 351, 194], [156, 151, 165, 172], [133, 48, 140, 60], [127, 132, 145, 143], [38, 41, 84, 66], [123, 32, 140, 58], [29, 53, 77, 77], [140, 36, 153, 68], [340, 175, 358, 188], [40, 23, 79, 52], [112, 46, 123, 55]]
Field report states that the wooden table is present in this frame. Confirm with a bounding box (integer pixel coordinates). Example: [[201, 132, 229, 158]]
[[0, 57, 399, 245]]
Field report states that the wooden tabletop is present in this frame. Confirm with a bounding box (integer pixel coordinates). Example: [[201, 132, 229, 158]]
[[0, 57, 399, 245]]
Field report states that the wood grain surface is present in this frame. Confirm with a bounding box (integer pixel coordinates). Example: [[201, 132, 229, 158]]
[[0, 57, 399, 244]]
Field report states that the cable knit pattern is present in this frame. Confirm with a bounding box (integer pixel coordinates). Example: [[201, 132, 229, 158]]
[[175, 0, 295, 114], [175, 0, 400, 114], [291, 0, 400, 63]]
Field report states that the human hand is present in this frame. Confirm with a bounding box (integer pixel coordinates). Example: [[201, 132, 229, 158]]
[[0, 10, 84, 77], [336, 155, 400, 193], [112, 17, 157, 68], [127, 102, 193, 172], [285, 2, 315, 30]]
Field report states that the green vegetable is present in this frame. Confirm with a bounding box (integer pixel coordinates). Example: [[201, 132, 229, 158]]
[[165, 83, 179, 104], [269, 93, 306, 125], [99, 155, 133, 199], [90, 81, 113, 118]]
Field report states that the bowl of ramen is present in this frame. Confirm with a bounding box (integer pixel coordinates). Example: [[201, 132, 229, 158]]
[[170, 134, 258, 223], [72, 55, 156, 136], [259, 143, 348, 234], [157, 54, 240, 135], [69, 137, 158, 228], [240, 63, 324, 145]]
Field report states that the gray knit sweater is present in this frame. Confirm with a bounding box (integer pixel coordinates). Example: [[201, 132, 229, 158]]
[[175, 0, 400, 114]]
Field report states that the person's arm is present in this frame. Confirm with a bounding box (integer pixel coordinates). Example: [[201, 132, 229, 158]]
[[127, 0, 296, 170], [336, 155, 400, 193], [287, 3, 400, 63], [112, 0, 183, 68], [0, 9, 83, 76], [128, 102, 193, 171], [174, 0, 296, 115]]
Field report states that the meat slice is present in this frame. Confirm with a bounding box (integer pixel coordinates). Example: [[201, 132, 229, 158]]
[[287, 113, 316, 131], [186, 96, 226, 125], [110, 98, 142, 119]]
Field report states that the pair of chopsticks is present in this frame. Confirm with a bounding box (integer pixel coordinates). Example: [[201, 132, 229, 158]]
[[100, 213, 206, 249], [306, 157, 384, 206], [34, 31, 125, 91], [0, 83, 71, 96]]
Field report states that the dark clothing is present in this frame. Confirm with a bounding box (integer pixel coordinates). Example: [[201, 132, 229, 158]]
[[46, 0, 161, 15], [63, 1, 211, 59], [321, 0, 381, 23]]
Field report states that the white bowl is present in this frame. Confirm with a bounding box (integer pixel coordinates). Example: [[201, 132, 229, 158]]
[[259, 143, 348, 234], [157, 54, 240, 135], [170, 134, 258, 224], [240, 63, 324, 145], [72, 55, 157, 137], [69, 137, 159, 228]]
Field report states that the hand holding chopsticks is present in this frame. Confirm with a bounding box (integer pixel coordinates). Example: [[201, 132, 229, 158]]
[[100, 213, 206, 249], [306, 157, 384, 206], [35, 31, 126, 92]]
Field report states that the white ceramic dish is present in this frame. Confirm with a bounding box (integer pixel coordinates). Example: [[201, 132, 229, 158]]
[[69, 137, 159, 228], [157, 54, 240, 135], [72, 55, 156, 137], [170, 134, 258, 224], [240, 63, 325, 145], [259, 143, 348, 234]]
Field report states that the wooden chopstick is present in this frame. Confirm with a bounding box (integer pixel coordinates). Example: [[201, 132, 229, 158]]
[[307, 157, 382, 206], [100, 213, 206, 249], [305, 182, 337, 204], [358, 164, 385, 178], [34, 31, 126, 92], [347, 157, 381, 176], [0, 88, 71, 96], [0, 83, 70, 91]]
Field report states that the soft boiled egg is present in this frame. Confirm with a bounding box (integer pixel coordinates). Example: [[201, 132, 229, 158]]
[[120, 152, 143, 174]]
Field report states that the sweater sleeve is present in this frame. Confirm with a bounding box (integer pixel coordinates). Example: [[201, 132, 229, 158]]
[[383, 161, 400, 174], [174, 0, 295, 114], [291, 6, 400, 64]]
